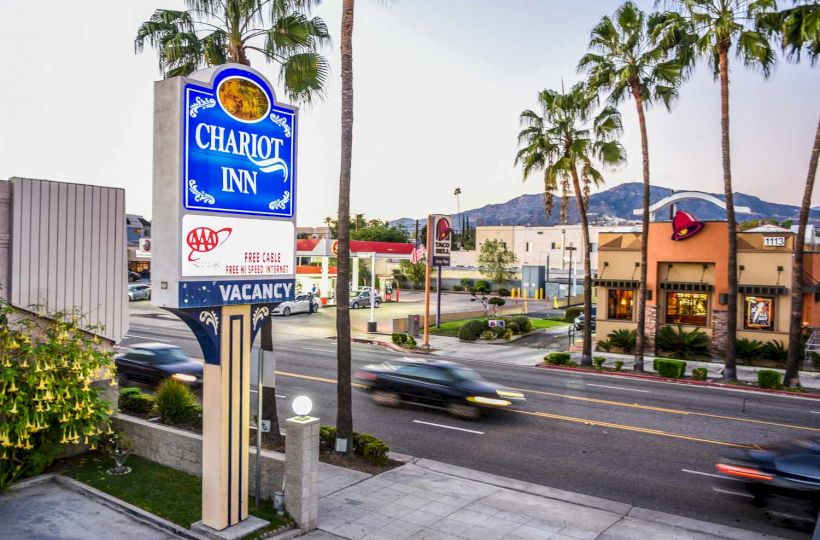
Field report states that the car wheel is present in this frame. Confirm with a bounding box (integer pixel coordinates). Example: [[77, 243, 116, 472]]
[[311, 304, 318, 313], [352, 302, 359, 309], [374, 301, 381, 308], [371, 390, 401, 407], [283, 307, 291, 317], [447, 402, 479, 420]]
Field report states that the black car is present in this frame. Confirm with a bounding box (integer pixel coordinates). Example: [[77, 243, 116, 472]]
[[574, 307, 597, 331], [354, 359, 525, 419], [714, 437, 820, 529], [128, 271, 141, 282], [115, 343, 203, 388]]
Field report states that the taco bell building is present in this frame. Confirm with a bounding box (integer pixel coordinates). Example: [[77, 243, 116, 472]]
[[595, 193, 820, 355]]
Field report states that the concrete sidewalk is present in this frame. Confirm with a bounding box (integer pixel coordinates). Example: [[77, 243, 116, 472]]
[[306, 458, 785, 540]]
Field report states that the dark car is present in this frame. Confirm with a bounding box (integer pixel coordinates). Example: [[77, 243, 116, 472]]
[[140, 269, 151, 280], [354, 359, 525, 419], [115, 343, 203, 388], [714, 437, 820, 529], [574, 306, 597, 331], [128, 271, 141, 282]]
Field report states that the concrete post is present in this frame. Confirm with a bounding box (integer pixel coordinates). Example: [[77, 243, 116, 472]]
[[352, 256, 359, 289], [320, 256, 330, 305], [285, 416, 319, 533]]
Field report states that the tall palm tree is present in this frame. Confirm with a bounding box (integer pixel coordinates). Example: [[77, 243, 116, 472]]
[[135, 0, 330, 103], [759, 1, 819, 386], [454, 187, 462, 240], [579, 1, 685, 372], [653, 0, 776, 381], [515, 83, 626, 366], [335, 0, 355, 452]]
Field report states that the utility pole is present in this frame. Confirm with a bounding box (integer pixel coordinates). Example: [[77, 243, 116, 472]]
[[423, 215, 433, 348]]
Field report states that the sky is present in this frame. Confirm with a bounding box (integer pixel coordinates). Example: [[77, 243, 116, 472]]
[[0, 0, 818, 226]]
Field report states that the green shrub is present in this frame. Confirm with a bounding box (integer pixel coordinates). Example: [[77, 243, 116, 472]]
[[656, 325, 709, 359], [512, 316, 533, 333], [353, 432, 390, 466], [480, 330, 496, 341], [460, 278, 475, 288], [757, 369, 782, 389], [488, 297, 505, 307], [596, 340, 613, 352], [119, 389, 156, 414], [391, 333, 407, 346], [607, 329, 636, 354], [452, 285, 465, 292], [403, 335, 417, 349], [691, 367, 708, 381], [593, 356, 606, 370], [614, 360, 624, 371], [491, 325, 506, 338], [545, 352, 572, 365], [564, 306, 583, 323], [653, 358, 687, 378], [496, 287, 511, 297], [458, 319, 486, 341], [320, 426, 337, 450], [507, 322, 520, 335], [502, 329, 513, 341], [761, 340, 787, 362], [474, 280, 491, 293], [736, 338, 764, 361], [155, 379, 200, 426]]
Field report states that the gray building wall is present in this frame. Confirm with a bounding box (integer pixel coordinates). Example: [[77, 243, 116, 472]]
[[0, 181, 10, 296], [8, 177, 128, 342]]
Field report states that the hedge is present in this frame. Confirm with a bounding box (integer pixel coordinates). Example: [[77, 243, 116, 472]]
[[544, 352, 573, 365], [691, 367, 708, 381], [653, 358, 686, 379], [512, 316, 532, 333], [458, 319, 487, 342], [757, 369, 781, 389], [564, 306, 583, 323], [119, 387, 156, 414], [319, 426, 390, 466]]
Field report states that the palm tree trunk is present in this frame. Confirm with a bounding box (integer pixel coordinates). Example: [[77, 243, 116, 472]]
[[631, 81, 650, 372], [785, 116, 820, 387], [335, 0, 355, 451], [718, 45, 738, 382], [570, 166, 593, 367]]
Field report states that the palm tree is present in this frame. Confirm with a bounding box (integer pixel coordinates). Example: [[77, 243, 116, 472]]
[[653, 0, 776, 381], [135, 0, 331, 103], [759, 1, 819, 386], [579, 1, 685, 372], [515, 83, 626, 366], [453, 187, 462, 240], [335, 0, 355, 452]]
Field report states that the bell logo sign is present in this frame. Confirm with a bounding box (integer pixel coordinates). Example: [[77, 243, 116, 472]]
[[671, 211, 704, 241]]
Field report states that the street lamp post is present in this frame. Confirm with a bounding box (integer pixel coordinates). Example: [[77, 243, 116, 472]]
[[368, 251, 377, 332]]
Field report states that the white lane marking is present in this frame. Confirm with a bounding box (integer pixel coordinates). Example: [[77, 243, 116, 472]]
[[586, 383, 651, 394], [712, 487, 754, 498], [681, 468, 735, 480], [250, 390, 287, 398], [300, 347, 334, 352], [811, 411, 820, 414], [124, 333, 170, 342], [412, 420, 484, 435]]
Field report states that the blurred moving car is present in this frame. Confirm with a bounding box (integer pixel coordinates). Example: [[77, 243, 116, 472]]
[[115, 344, 203, 388], [574, 306, 596, 331], [714, 438, 819, 530], [350, 290, 382, 309], [354, 359, 525, 419], [272, 294, 319, 316], [128, 271, 141, 282], [128, 283, 151, 301]]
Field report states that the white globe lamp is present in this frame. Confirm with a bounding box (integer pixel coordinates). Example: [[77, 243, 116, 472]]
[[292, 396, 313, 417]]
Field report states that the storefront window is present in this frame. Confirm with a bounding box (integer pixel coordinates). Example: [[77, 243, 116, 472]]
[[665, 292, 708, 326], [607, 289, 634, 320], [744, 296, 775, 331]]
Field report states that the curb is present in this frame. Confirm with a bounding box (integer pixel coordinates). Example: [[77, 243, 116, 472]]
[[536, 364, 820, 399], [351, 337, 431, 355]]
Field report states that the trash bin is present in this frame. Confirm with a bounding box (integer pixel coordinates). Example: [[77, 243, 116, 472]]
[[408, 314, 420, 337]]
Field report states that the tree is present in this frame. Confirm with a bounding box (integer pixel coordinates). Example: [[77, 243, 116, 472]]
[[350, 221, 409, 242], [478, 239, 519, 285], [335, 0, 355, 452], [135, 0, 331, 103], [653, 0, 776, 381], [399, 259, 426, 287], [580, 1, 685, 372], [453, 187, 462, 240], [515, 82, 625, 366], [759, 0, 819, 386]]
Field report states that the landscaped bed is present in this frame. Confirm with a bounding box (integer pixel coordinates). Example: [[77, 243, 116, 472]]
[[55, 453, 292, 536], [429, 316, 567, 338]]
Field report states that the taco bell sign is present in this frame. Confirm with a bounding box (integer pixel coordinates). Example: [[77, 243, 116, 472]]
[[184, 68, 296, 217]]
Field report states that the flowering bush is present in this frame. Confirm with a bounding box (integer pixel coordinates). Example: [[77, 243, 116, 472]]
[[0, 300, 115, 488]]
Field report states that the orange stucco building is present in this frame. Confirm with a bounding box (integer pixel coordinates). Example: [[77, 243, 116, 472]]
[[596, 219, 820, 354]]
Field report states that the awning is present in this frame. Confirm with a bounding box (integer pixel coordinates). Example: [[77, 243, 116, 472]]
[[739, 284, 788, 296], [659, 282, 713, 293], [593, 279, 639, 289]]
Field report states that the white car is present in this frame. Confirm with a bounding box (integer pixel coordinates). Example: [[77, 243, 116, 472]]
[[272, 294, 319, 316]]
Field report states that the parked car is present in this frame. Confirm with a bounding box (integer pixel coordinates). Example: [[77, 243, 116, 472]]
[[128, 271, 141, 282], [714, 437, 820, 530], [354, 359, 525, 419], [272, 294, 319, 316], [574, 306, 596, 331], [128, 284, 151, 301], [350, 290, 382, 309], [140, 269, 151, 280], [115, 343, 203, 388]]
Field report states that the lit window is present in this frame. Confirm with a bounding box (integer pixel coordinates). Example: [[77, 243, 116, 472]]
[[607, 289, 634, 320], [744, 296, 774, 331], [665, 292, 708, 326]]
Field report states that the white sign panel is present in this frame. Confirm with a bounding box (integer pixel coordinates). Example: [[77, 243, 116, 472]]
[[181, 214, 294, 277], [136, 238, 152, 259], [763, 236, 786, 247]]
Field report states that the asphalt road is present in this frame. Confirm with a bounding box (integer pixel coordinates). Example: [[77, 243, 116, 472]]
[[121, 311, 819, 538]]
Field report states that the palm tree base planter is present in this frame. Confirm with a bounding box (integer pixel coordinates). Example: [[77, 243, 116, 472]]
[[535, 363, 820, 398]]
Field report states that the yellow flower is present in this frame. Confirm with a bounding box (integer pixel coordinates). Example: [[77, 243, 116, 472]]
[[23, 441, 33, 450], [8, 381, 17, 393], [20, 359, 29, 368], [9, 402, 18, 415]]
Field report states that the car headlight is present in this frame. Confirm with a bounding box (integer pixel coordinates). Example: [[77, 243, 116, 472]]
[[496, 390, 524, 400], [466, 396, 512, 406], [172, 373, 197, 383]]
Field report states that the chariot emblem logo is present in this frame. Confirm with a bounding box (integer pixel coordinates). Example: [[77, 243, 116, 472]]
[[186, 227, 232, 261]]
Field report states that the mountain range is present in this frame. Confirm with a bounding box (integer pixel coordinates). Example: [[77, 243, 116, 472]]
[[392, 182, 819, 229]]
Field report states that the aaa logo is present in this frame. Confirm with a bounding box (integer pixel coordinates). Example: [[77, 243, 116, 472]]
[[186, 227, 232, 261]]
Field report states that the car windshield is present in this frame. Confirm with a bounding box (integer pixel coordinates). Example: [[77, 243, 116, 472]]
[[351, 291, 366, 298], [148, 348, 188, 364], [451, 366, 486, 382]]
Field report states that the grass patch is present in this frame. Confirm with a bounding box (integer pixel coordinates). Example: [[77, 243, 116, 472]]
[[429, 316, 566, 337], [61, 453, 292, 532]]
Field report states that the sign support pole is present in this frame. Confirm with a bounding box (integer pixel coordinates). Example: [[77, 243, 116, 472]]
[[435, 268, 442, 328], [423, 215, 433, 348]]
